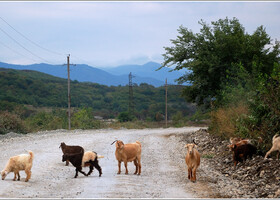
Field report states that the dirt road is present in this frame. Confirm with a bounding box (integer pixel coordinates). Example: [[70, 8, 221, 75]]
[[0, 127, 217, 198]]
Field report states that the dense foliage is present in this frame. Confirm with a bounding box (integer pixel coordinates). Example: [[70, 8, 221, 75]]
[[162, 17, 280, 153], [162, 17, 279, 107]]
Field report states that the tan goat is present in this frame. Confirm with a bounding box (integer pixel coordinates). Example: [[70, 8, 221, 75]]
[[264, 134, 280, 159], [185, 143, 200, 182], [111, 140, 142, 175], [1, 151, 34, 182]]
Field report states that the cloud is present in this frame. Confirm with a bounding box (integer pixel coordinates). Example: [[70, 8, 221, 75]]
[[0, 2, 279, 67]]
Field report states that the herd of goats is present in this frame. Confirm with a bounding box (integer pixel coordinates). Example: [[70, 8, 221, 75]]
[[1, 133, 280, 184]]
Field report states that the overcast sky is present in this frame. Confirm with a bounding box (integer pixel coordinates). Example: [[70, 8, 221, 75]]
[[0, 1, 279, 68]]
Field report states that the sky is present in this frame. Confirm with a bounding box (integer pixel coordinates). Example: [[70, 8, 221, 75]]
[[0, 1, 280, 68]]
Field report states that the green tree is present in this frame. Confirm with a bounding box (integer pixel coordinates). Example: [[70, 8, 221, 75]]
[[161, 17, 280, 106]]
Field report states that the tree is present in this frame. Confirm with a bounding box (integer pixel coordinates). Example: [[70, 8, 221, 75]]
[[161, 17, 280, 106]]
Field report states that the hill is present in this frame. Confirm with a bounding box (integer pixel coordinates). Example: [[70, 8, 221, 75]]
[[0, 61, 185, 87], [0, 68, 194, 120], [101, 62, 187, 85]]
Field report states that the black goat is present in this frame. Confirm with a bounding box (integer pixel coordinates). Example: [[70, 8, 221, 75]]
[[62, 147, 87, 178], [59, 142, 84, 166]]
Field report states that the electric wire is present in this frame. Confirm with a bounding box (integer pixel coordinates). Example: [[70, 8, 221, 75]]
[[0, 40, 38, 62], [0, 26, 52, 63], [0, 16, 65, 57]]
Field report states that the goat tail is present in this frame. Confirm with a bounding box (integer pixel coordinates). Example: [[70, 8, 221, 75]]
[[273, 134, 280, 142], [136, 141, 141, 148], [28, 151, 34, 162]]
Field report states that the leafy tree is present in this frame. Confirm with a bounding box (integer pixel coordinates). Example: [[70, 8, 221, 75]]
[[161, 17, 280, 106]]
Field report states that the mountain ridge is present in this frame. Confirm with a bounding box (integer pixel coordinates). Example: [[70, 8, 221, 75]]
[[0, 61, 184, 87]]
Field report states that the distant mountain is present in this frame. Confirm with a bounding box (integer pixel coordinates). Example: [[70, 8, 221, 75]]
[[102, 62, 186, 85], [0, 61, 186, 87]]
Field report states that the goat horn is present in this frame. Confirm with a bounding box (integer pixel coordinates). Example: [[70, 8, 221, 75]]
[[111, 140, 118, 145]]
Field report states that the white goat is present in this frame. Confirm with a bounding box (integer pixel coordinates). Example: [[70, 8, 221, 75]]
[[264, 134, 280, 159], [1, 151, 34, 182]]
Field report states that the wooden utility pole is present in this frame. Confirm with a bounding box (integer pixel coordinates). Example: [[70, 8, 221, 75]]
[[67, 55, 71, 131], [128, 72, 135, 116], [63, 54, 75, 131], [165, 78, 168, 128]]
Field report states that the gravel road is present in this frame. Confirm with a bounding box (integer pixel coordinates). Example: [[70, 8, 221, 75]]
[[0, 127, 218, 198]]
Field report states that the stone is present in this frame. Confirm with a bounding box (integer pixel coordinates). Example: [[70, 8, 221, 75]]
[[259, 170, 265, 177]]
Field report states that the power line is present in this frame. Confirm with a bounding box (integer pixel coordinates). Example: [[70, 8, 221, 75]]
[[0, 26, 51, 63], [0, 16, 65, 57], [0, 40, 38, 62]]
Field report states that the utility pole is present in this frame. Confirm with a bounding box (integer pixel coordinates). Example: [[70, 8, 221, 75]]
[[165, 78, 168, 128], [63, 54, 75, 131], [67, 55, 71, 131], [128, 72, 135, 117]]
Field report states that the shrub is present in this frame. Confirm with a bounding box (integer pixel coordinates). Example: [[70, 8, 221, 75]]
[[0, 111, 27, 134], [25, 111, 66, 131], [72, 108, 100, 129], [117, 112, 133, 122]]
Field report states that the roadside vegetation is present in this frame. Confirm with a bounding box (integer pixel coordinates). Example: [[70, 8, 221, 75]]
[[162, 17, 280, 153]]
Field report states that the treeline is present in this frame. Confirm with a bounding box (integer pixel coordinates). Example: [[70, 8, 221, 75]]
[[162, 17, 280, 153], [0, 68, 197, 134]]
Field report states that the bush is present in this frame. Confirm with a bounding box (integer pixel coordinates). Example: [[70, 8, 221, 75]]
[[117, 112, 134, 122], [210, 63, 280, 153], [245, 64, 280, 151], [25, 111, 66, 131], [0, 111, 27, 134], [72, 108, 100, 129]]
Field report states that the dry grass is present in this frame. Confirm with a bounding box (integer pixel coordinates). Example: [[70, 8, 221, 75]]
[[209, 103, 249, 139]]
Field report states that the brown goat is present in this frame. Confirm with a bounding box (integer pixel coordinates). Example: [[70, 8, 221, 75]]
[[111, 140, 142, 175], [228, 139, 249, 152], [59, 142, 84, 166], [232, 143, 257, 168], [264, 134, 280, 160], [185, 143, 200, 182]]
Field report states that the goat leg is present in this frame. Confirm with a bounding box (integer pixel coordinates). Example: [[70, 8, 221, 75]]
[[74, 168, 79, 178], [187, 168, 191, 180], [117, 161, 121, 174], [192, 168, 197, 183], [133, 160, 138, 175], [13, 172, 17, 181], [17, 172, 20, 181], [87, 165, 94, 176], [93, 160, 102, 177], [124, 161, 128, 174], [25, 170, 31, 182], [138, 161, 141, 175]]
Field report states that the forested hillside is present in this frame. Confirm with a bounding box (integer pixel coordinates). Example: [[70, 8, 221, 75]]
[[0, 68, 194, 121]]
